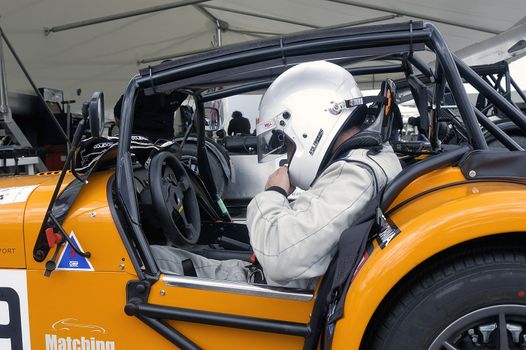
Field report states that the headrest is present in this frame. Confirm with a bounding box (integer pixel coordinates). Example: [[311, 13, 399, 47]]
[[363, 79, 398, 143]]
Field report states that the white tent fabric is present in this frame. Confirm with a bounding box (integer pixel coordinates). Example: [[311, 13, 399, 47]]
[[1, 0, 525, 113]]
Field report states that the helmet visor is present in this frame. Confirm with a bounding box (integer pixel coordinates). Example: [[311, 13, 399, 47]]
[[256, 115, 288, 163]]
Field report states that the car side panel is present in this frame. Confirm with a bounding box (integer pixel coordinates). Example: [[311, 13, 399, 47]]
[[147, 276, 314, 349], [0, 175, 51, 268], [0, 199, 27, 268], [27, 270, 311, 349], [22, 172, 165, 349], [26, 270, 173, 349], [332, 180, 526, 349], [22, 170, 313, 349], [23, 171, 135, 274]]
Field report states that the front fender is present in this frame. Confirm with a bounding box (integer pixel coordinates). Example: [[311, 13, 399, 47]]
[[332, 180, 526, 349]]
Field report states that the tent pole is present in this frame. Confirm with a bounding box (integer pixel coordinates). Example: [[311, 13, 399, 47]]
[[327, 0, 502, 34], [200, 5, 320, 29], [44, 0, 210, 35]]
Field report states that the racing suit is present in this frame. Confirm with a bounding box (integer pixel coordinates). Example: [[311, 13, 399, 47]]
[[152, 144, 402, 289]]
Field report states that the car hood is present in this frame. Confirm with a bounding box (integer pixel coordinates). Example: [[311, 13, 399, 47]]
[[0, 172, 76, 268]]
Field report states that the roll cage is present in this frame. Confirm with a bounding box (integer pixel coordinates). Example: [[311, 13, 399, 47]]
[[117, 21, 525, 274], [111, 21, 526, 349]]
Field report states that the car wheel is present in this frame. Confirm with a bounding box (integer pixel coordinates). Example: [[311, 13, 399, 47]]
[[366, 246, 526, 350]]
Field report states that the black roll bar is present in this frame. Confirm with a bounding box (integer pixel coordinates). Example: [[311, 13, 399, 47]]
[[408, 54, 435, 79], [454, 54, 526, 133], [194, 94, 220, 202], [137, 315, 201, 350], [116, 21, 521, 277], [510, 77, 526, 104], [116, 74, 159, 276], [426, 23, 488, 150], [126, 301, 311, 337], [473, 107, 524, 151], [136, 31, 431, 89]]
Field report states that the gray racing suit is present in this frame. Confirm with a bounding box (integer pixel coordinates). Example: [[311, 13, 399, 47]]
[[152, 144, 402, 289]]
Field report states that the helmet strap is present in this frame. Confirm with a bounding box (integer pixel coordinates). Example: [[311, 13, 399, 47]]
[[344, 95, 388, 108]]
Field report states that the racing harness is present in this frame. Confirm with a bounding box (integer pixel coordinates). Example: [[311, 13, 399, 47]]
[[304, 79, 400, 349]]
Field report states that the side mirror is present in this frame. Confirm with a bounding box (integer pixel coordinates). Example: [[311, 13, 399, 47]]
[[88, 91, 105, 138], [204, 107, 222, 131]]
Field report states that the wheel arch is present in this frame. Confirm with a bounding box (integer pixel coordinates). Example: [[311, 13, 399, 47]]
[[359, 232, 526, 349], [330, 181, 526, 349]]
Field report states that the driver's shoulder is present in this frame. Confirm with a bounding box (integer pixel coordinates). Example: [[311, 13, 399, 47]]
[[342, 144, 402, 184]]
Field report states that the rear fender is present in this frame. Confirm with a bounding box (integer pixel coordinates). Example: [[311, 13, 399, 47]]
[[331, 180, 526, 349]]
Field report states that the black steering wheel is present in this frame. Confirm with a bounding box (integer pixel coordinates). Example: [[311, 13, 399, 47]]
[[148, 151, 201, 245]]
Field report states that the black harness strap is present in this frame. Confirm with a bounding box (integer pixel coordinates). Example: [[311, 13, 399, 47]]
[[314, 129, 383, 183], [303, 258, 337, 350], [322, 192, 381, 349], [305, 158, 382, 350]]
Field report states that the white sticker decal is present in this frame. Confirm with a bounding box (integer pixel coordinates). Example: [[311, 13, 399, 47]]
[[44, 334, 116, 350], [51, 318, 106, 334], [0, 186, 37, 206], [45, 318, 115, 350], [0, 270, 32, 350]]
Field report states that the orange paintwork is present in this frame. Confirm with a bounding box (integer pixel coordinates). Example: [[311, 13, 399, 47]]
[[0, 174, 64, 268], [386, 166, 466, 210], [26, 270, 168, 349], [22, 171, 135, 274], [3, 162, 526, 349], [0, 198, 27, 268], [20, 170, 313, 349], [149, 275, 314, 349], [332, 178, 526, 349], [27, 267, 311, 349]]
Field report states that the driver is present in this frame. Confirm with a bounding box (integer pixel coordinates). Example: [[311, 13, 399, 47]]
[[152, 61, 402, 289]]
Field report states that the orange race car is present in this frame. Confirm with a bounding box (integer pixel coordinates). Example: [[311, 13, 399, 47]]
[[2, 21, 526, 350]]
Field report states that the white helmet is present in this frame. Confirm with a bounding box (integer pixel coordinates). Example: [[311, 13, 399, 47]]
[[257, 61, 363, 190]]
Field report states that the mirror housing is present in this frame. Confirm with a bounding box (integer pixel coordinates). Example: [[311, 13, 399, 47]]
[[88, 91, 105, 138]]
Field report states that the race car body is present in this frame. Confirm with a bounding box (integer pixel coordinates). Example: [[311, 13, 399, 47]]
[[1, 21, 526, 350]]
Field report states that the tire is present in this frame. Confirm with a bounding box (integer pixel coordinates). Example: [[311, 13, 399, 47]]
[[366, 246, 526, 350]]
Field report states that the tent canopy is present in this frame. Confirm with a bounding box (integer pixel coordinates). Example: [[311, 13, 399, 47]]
[[1, 0, 525, 112]]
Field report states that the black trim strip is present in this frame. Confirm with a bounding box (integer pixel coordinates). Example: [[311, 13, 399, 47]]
[[106, 176, 144, 279], [386, 179, 526, 216], [126, 302, 311, 337], [381, 144, 471, 211]]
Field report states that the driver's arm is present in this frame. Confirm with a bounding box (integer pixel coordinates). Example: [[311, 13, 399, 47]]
[[246, 160, 376, 287]]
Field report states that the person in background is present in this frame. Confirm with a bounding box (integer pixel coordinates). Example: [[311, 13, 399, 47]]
[[227, 110, 251, 135]]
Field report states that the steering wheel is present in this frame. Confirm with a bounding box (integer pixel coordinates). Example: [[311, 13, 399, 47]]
[[148, 151, 201, 246]]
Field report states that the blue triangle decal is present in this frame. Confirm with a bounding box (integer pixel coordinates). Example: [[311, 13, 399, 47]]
[[56, 232, 94, 271]]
